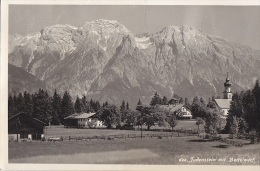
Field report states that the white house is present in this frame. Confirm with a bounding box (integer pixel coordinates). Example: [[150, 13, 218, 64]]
[[178, 106, 192, 119], [64, 112, 104, 128], [159, 104, 192, 119]]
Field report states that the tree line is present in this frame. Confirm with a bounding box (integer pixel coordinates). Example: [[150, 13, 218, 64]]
[[8, 89, 182, 130], [8, 80, 259, 137], [8, 89, 102, 125], [226, 80, 260, 140], [188, 80, 260, 140]]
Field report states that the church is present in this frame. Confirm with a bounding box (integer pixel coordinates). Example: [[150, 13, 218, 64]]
[[214, 73, 233, 119]]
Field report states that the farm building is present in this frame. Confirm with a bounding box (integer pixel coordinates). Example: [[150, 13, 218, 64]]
[[159, 104, 192, 119], [64, 112, 104, 128], [8, 113, 47, 141]]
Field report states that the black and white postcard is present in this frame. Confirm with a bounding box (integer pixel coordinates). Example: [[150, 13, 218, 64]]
[[1, 0, 260, 170]]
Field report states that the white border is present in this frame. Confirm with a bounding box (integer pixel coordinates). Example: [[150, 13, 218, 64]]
[[3, 0, 260, 5], [1, 0, 260, 170]]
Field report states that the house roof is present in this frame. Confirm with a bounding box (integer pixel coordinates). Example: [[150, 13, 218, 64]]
[[159, 104, 184, 112], [64, 112, 96, 119], [8, 113, 47, 126], [214, 99, 232, 109]]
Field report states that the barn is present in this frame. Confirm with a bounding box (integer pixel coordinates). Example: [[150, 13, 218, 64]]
[[8, 113, 47, 141]]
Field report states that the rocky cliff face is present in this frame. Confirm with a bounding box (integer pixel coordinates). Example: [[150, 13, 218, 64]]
[[8, 19, 260, 107]]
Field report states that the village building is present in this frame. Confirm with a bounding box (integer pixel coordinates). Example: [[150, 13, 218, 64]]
[[64, 112, 104, 128], [8, 113, 47, 141], [159, 103, 192, 119], [214, 73, 233, 119]]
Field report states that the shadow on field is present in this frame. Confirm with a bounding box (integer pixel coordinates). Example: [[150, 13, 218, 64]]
[[212, 144, 229, 148], [188, 139, 214, 142]]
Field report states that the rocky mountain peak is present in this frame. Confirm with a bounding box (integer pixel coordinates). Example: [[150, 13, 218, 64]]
[[8, 20, 260, 107], [83, 19, 130, 35]]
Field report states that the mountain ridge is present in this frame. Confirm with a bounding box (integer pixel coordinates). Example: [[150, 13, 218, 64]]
[[8, 19, 260, 107]]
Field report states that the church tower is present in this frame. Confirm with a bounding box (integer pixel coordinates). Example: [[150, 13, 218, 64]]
[[223, 72, 232, 99]]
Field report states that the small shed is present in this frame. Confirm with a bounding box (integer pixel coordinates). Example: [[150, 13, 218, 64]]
[[8, 113, 47, 141]]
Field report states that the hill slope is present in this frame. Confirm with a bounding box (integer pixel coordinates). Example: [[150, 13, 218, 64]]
[[8, 64, 48, 95]]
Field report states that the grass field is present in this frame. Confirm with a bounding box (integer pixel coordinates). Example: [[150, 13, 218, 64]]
[[44, 120, 204, 138], [9, 136, 259, 165], [9, 120, 256, 165]]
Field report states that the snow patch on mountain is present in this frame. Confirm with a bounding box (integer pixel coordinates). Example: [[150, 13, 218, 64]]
[[135, 37, 153, 49], [209, 82, 217, 93]]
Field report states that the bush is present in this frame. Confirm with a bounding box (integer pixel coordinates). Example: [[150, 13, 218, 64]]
[[249, 130, 257, 144]]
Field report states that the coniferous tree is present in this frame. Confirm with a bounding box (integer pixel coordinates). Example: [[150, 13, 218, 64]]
[[8, 95, 15, 117], [238, 118, 248, 136], [200, 97, 206, 106], [162, 96, 168, 105], [228, 93, 244, 118], [32, 89, 44, 120], [126, 102, 129, 110], [191, 96, 207, 118], [89, 99, 100, 112], [150, 92, 162, 106], [184, 98, 191, 109], [120, 101, 126, 113], [179, 97, 184, 104], [95, 101, 101, 112], [207, 96, 217, 109], [252, 80, 260, 132], [229, 116, 238, 138], [74, 96, 82, 113], [51, 89, 62, 125], [81, 95, 90, 112], [191, 96, 200, 118], [90, 99, 94, 111], [103, 101, 109, 108], [44, 90, 53, 125], [242, 90, 256, 131], [16, 93, 25, 114], [32, 89, 52, 124], [136, 99, 143, 112], [23, 91, 33, 116], [120, 101, 126, 122], [13, 94, 17, 114], [61, 91, 75, 124]]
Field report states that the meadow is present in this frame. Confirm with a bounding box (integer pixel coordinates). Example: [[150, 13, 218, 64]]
[[44, 120, 203, 138], [9, 136, 259, 164], [9, 120, 258, 165]]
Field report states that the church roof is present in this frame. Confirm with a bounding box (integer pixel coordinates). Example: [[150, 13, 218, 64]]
[[214, 99, 232, 109]]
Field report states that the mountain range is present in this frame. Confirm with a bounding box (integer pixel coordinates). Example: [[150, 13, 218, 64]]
[[8, 19, 260, 107]]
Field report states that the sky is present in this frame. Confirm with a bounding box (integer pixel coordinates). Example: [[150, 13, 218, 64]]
[[9, 5, 260, 50]]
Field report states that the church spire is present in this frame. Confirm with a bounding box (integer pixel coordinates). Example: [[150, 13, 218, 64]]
[[226, 72, 229, 81], [223, 72, 232, 99]]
